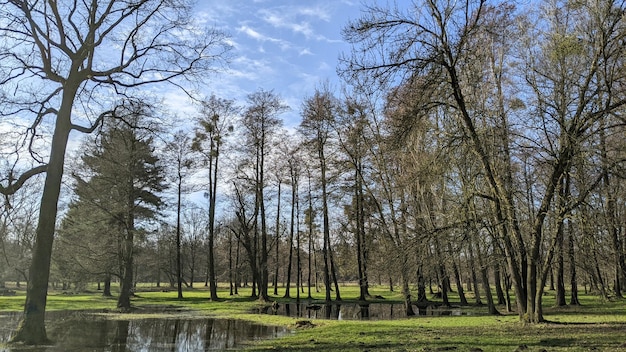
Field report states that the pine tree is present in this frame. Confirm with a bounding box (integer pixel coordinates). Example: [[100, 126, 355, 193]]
[[59, 106, 165, 310]]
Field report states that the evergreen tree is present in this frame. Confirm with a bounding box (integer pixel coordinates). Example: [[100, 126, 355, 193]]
[[58, 104, 166, 310]]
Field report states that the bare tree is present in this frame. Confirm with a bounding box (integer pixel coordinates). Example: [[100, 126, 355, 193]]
[[281, 138, 302, 299], [241, 89, 288, 301], [341, 0, 626, 323], [192, 95, 238, 301], [165, 130, 195, 299], [299, 87, 343, 303], [0, 0, 229, 343]]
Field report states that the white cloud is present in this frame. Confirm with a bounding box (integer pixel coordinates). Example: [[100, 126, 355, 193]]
[[258, 7, 331, 41], [299, 48, 313, 56], [238, 25, 267, 41], [318, 61, 331, 71], [237, 24, 293, 51], [298, 5, 332, 22]]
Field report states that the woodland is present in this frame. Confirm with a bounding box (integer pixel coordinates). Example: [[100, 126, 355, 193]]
[[1, 0, 626, 347]]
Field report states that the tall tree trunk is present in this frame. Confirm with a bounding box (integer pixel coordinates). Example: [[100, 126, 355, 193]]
[[329, 244, 341, 301], [480, 265, 499, 315], [235, 239, 240, 295], [433, 237, 449, 307], [355, 162, 370, 300], [284, 177, 296, 298], [207, 150, 220, 301], [568, 223, 580, 305], [468, 241, 482, 305], [229, 231, 234, 296], [555, 231, 566, 306], [259, 134, 270, 302], [600, 123, 626, 298], [273, 181, 282, 296], [401, 259, 415, 316], [307, 175, 314, 300], [355, 167, 366, 301], [176, 176, 183, 300], [476, 243, 499, 315], [592, 245, 608, 299], [307, 215, 313, 300], [117, 226, 134, 310], [320, 152, 332, 303], [449, 243, 468, 305], [12, 87, 75, 345]]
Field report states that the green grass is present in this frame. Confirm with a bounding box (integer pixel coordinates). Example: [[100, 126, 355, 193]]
[[2, 283, 626, 351]]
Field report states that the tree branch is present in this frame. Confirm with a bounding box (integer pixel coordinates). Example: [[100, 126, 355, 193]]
[[0, 164, 48, 196]]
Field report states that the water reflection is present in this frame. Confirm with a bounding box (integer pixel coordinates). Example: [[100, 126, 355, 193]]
[[259, 302, 466, 320], [0, 312, 287, 351]]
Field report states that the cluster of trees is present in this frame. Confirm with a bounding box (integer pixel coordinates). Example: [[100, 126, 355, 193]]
[[335, 0, 626, 323], [1, 0, 626, 345]]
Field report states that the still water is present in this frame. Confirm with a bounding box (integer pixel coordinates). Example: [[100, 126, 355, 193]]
[[0, 311, 287, 351], [257, 302, 465, 320]]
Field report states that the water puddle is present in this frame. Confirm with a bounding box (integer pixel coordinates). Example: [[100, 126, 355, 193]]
[[257, 302, 467, 320], [0, 311, 287, 351]]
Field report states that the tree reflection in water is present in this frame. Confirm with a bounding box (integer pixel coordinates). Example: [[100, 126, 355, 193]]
[[258, 303, 467, 320], [0, 312, 286, 351]]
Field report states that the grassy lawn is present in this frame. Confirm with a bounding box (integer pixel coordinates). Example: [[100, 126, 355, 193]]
[[1, 283, 625, 351]]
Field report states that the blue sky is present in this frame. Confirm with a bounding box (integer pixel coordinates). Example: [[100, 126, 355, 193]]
[[189, 0, 365, 128]]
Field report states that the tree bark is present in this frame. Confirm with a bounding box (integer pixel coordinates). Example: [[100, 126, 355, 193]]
[[12, 85, 75, 345], [284, 174, 296, 298], [329, 244, 341, 301], [468, 241, 482, 305], [176, 175, 183, 300], [117, 225, 135, 310], [494, 264, 506, 305], [319, 150, 332, 303], [273, 181, 282, 296], [207, 148, 220, 301], [103, 274, 112, 297], [568, 223, 580, 305], [451, 250, 468, 306]]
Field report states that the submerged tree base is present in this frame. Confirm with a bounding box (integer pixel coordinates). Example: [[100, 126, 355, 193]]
[[10, 319, 51, 346]]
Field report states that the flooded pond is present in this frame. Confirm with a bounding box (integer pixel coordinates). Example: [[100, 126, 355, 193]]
[[257, 302, 467, 320], [0, 311, 287, 351]]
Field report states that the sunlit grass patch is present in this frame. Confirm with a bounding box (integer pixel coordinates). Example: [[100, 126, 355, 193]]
[[2, 283, 626, 351]]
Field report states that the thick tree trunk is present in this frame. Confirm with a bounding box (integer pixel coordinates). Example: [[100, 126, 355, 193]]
[[117, 228, 135, 311], [12, 87, 75, 345], [480, 266, 500, 315], [416, 266, 427, 304], [439, 264, 450, 307], [401, 265, 415, 316], [494, 264, 506, 305]]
